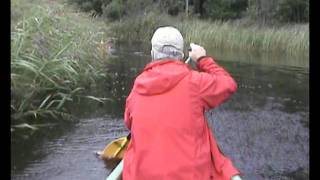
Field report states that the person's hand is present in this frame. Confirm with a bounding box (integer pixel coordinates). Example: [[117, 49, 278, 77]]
[[189, 43, 206, 62], [231, 175, 242, 180]]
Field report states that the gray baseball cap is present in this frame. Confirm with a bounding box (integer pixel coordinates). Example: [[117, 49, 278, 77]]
[[151, 26, 184, 52]]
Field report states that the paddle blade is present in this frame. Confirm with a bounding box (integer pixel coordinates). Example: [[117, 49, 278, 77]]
[[100, 136, 129, 160]]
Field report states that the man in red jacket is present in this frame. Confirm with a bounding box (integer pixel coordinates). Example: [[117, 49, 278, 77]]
[[123, 26, 242, 180]]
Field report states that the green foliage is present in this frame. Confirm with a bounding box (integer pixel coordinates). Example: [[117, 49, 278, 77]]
[[109, 12, 174, 42], [203, 0, 248, 20], [179, 20, 308, 57], [102, 0, 125, 20], [247, 0, 309, 24], [108, 12, 308, 57], [69, 0, 186, 20], [11, 0, 112, 133], [275, 0, 309, 23], [101, 0, 161, 21], [69, 0, 107, 14], [68, 0, 309, 24], [159, 0, 185, 16]]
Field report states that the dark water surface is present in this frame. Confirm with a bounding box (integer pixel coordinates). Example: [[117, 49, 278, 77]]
[[11, 44, 309, 180]]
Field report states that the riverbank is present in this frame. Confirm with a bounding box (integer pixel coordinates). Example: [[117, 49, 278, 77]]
[[11, 0, 112, 135], [108, 13, 308, 58]]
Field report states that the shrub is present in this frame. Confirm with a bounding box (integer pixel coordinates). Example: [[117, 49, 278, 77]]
[[102, 0, 125, 21], [247, 0, 309, 24], [275, 0, 309, 23], [203, 0, 248, 20]]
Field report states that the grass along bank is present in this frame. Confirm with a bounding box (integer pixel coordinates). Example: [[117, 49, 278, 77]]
[[108, 13, 308, 58], [11, 0, 113, 135], [181, 20, 308, 57]]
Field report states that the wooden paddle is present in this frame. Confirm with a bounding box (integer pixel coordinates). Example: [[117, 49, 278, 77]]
[[96, 133, 130, 180], [97, 133, 130, 160]]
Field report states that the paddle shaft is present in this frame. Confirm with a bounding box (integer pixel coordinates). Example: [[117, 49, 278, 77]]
[[106, 159, 123, 180]]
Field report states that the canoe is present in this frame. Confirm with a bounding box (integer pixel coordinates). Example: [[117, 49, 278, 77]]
[[106, 159, 124, 180]]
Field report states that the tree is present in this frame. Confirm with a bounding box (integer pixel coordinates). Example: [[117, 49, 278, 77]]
[[203, 0, 248, 20], [186, 0, 189, 16], [247, 0, 309, 23], [193, 0, 205, 17]]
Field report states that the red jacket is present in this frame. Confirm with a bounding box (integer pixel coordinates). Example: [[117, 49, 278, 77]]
[[123, 57, 240, 180]]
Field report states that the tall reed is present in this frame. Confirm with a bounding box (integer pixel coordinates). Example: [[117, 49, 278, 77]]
[[11, 0, 112, 133], [108, 14, 309, 58], [180, 19, 308, 57]]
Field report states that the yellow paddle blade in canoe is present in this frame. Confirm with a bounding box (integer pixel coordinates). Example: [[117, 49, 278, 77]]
[[97, 136, 129, 160]]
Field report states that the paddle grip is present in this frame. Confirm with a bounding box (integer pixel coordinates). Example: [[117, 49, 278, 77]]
[[126, 133, 131, 140]]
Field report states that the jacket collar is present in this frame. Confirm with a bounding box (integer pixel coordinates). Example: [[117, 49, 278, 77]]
[[144, 59, 185, 71]]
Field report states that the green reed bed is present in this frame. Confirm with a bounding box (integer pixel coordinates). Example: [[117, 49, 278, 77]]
[[11, 0, 112, 134], [181, 20, 308, 57], [108, 14, 308, 57]]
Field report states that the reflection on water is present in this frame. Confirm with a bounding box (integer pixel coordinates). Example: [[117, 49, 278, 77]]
[[11, 43, 309, 180]]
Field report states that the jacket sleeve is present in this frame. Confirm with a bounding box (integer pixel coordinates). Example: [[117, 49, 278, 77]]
[[196, 56, 237, 110], [124, 93, 133, 130]]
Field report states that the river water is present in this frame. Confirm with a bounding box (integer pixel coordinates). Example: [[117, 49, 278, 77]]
[[11, 43, 309, 180]]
